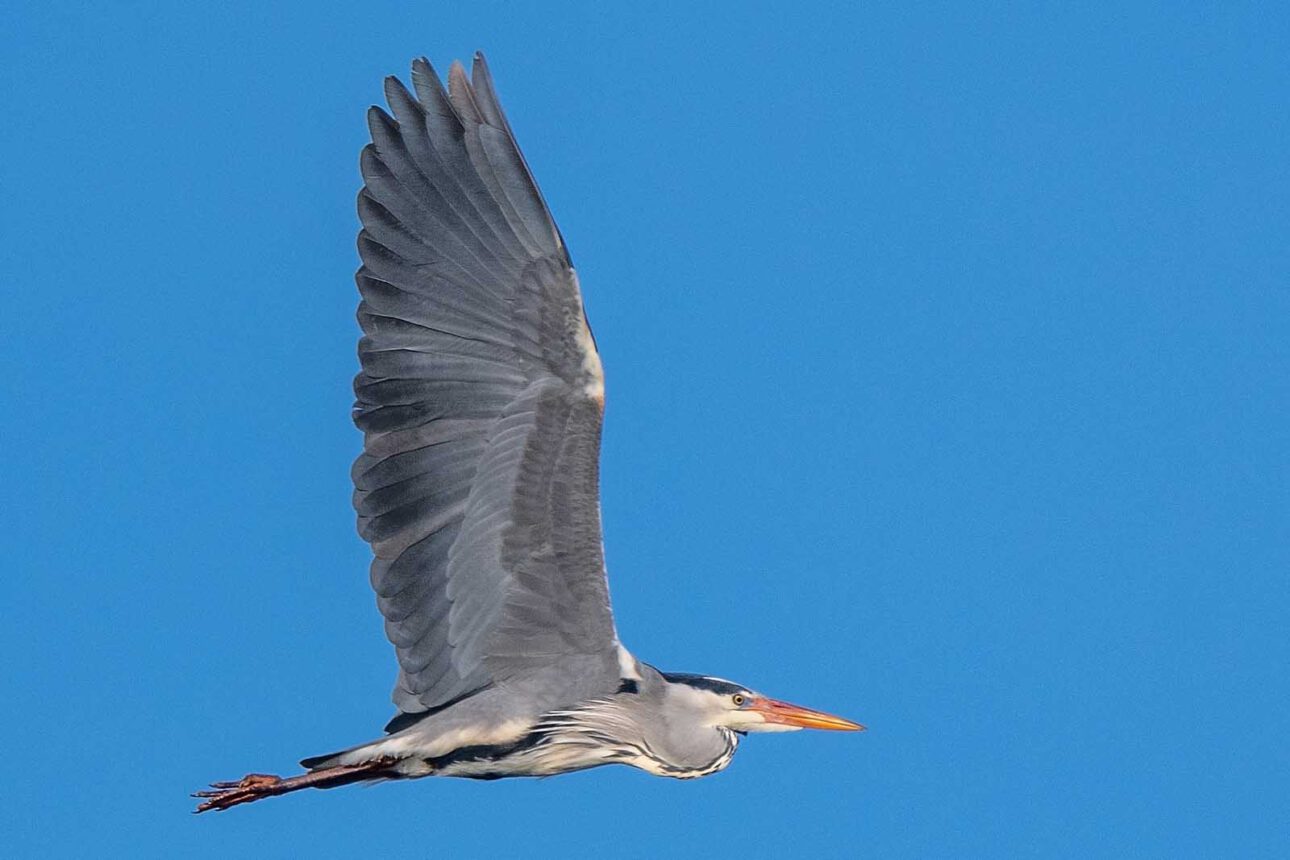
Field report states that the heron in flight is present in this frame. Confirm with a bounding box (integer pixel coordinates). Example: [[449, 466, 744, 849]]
[[195, 54, 861, 813]]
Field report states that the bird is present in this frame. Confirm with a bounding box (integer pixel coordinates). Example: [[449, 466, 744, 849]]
[[194, 53, 862, 813]]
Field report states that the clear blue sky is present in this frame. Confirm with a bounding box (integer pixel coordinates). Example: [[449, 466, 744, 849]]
[[3, 2, 1286, 857]]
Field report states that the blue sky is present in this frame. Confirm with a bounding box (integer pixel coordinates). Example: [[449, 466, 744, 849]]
[[3, 2, 1287, 857]]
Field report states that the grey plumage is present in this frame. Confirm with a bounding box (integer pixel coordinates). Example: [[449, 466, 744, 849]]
[[354, 55, 617, 719], [194, 54, 859, 814]]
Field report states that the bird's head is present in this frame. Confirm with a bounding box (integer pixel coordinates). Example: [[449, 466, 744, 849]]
[[660, 672, 864, 734]]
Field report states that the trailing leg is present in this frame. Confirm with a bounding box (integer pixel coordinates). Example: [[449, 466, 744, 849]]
[[193, 756, 401, 812]]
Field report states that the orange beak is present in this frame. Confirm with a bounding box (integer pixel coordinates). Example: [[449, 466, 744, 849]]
[[747, 697, 865, 731]]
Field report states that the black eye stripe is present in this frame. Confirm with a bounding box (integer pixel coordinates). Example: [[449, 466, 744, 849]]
[[659, 672, 744, 696]]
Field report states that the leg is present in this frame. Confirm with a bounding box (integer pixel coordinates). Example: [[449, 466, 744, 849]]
[[193, 756, 400, 812]]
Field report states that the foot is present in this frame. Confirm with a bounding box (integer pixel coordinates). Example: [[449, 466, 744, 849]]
[[193, 773, 287, 812]]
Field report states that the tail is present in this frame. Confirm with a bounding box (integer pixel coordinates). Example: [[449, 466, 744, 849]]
[[192, 755, 401, 813]]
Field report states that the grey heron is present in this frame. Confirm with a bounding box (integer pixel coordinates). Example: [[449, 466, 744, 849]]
[[195, 54, 862, 813]]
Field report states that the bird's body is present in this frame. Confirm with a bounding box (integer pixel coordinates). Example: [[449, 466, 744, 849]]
[[195, 54, 860, 813], [327, 663, 744, 782]]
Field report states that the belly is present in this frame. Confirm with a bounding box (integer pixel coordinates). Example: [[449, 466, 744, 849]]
[[429, 737, 627, 779]]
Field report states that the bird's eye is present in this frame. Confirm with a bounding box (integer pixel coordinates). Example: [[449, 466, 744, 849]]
[[732, 694, 746, 706]]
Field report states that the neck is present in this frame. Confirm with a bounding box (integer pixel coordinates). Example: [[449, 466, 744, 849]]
[[530, 689, 742, 779]]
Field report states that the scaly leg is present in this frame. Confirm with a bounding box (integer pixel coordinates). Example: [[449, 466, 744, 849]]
[[193, 756, 400, 812]]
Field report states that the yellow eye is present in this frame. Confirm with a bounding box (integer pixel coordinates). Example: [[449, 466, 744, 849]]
[[732, 694, 745, 706]]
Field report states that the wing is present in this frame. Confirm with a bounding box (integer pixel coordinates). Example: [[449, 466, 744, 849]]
[[352, 55, 617, 717]]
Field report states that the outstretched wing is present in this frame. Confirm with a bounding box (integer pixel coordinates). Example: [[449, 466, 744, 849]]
[[353, 55, 617, 717]]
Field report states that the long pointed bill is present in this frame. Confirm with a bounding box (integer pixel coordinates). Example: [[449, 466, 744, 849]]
[[749, 697, 865, 731]]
